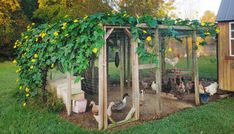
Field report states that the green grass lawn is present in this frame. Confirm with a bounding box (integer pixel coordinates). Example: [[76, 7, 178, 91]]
[[1, 61, 234, 134]]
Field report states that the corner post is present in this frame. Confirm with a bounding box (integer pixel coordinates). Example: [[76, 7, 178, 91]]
[[155, 28, 163, 113], [131, 38, 140, 120], [98, 27, 108, 130], [192, 30, 200, 105]]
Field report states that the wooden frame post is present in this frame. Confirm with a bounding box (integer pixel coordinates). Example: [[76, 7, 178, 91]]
[[131, 38, 140, 120], [120, 39, 125, 97], [66, 73, 72, 116], [155, 28, 163, 113], [161, 37, 166, 76], [186, 36, 190, 68], [192, 30, 200, 105], [98, 27, 108, 130]]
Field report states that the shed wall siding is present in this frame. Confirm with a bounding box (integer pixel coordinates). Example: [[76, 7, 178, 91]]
[[218, 22, 234, 91]]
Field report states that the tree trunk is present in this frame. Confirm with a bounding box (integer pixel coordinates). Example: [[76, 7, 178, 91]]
[[41, 67, 48, 102]]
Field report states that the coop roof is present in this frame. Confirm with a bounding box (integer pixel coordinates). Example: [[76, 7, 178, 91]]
[[217, 0, 234, 22]]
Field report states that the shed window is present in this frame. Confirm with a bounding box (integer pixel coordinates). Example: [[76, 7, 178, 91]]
[[230, 22, 234, 56]]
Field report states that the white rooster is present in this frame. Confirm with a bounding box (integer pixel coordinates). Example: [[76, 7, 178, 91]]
[[151, 81, 159, 93], [165, 56, 179, 67], [205, 82, 218, 96]]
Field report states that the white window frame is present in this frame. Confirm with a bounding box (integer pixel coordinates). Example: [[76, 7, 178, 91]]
[[229, 22, 234, 56]]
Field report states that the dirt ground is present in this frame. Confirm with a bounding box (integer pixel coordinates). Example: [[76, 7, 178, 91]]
[[60, 83, 223, 130]]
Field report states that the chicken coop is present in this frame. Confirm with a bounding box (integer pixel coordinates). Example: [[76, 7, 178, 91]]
[[217, 0, 234, 91], [46, 22, 207, 130]]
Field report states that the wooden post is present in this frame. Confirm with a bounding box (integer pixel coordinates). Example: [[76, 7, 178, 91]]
[[127, 37, 131, 88], [66, 73, 72, 116], [192, 31, 200, 105], [155, 28, 163, 113], [186, 37, 189, 68], [161, 37, 166, 76], [120, 39, 125, 97], [131, 38, 140, 120], [98, 27, 108, 129]]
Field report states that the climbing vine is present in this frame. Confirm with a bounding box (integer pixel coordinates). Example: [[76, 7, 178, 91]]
[[13, 11, 219, 106]]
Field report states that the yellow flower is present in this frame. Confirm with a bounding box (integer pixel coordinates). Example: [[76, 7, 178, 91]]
[[16, 69, 21, 73], [15, 40, 19, 45], [30, 66, 33, 70], [84, 15, 88, 20], [205, 32, 210, 36], [63, 22, 67, 26], [53, 31, 59, 36], [19, 86, 22, 90], [22, 102, 26, 107], [136, 15, 140, 19], [143, 30, 147, 34], [62, 23, 67, 30], [51, 64, 54, 68], [34, 54, 38, 58], [92, 48, 98, 54], [12, 60, 17, 64], [40, 32, 46, 38], [25, 87, 30, 92], [146, 36, 152, 42], [24, 36, 28, 39], [35, 37, 38, 42], [111, 10, 116, 14], [215, 28, 220, 33], [201, 22, 206, 26], [13, 45, 17, 48], [31, 23, 35, 26], [73, 19, 79, 23], [26, 93, 30, 97], [168, 47, 173, 52], [31, 59, 36, 63]]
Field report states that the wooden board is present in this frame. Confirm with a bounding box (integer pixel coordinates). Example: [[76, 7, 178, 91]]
[[192, 31, 200, 105], [131, 39, 140, 120], [218, 22, 234, 91], [154, 28, 163, 112], [98, 27, 108, 129]]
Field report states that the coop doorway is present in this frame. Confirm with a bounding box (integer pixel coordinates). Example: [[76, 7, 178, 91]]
[[104, 28, 137, 128]]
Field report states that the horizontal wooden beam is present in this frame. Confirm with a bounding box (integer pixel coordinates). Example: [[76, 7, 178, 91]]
[[104, 25, 130, 29], [225, 56, 234, 60], [104, 24, 208, 31], [139, 64, 157, 70], [158, 25, 193, 30], [108, 118, 136, 129]]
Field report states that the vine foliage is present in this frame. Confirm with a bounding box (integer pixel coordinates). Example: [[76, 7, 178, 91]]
[[13, 11, 219, 105]]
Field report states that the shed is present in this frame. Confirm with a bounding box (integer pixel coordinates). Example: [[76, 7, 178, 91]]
[[217, 0, 234, 91]]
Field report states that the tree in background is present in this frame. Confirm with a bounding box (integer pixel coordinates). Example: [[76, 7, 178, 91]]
[[118, 0, 164, 16], [200, 10, 216, 23], [0, 0, 176, 60], [0, 0, 29, 60], [20, 0, 38, 19], [155, 0, 176, 18], [33, 0, 112, 23]]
